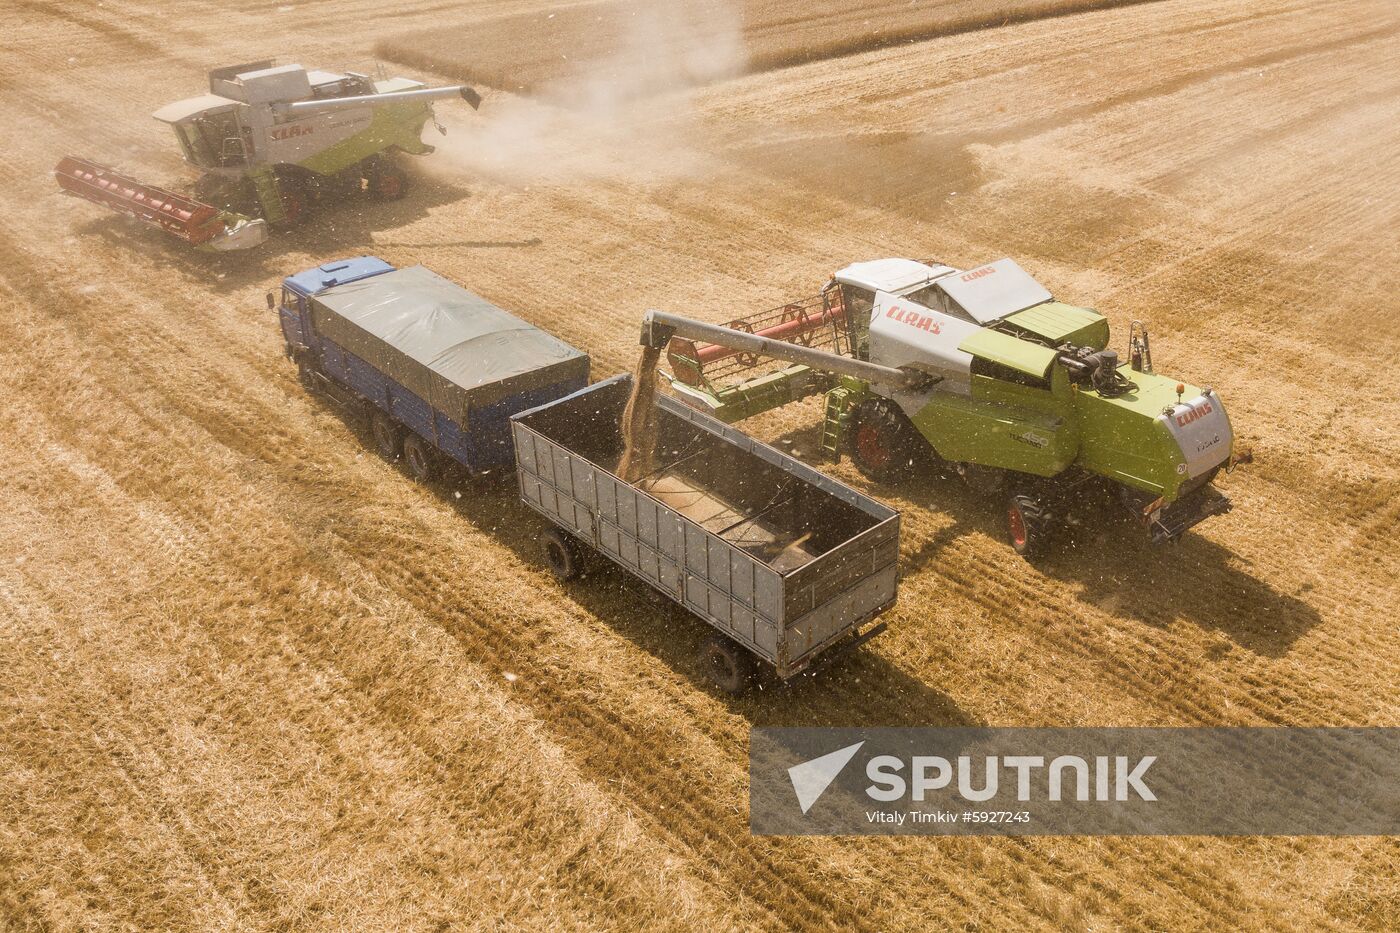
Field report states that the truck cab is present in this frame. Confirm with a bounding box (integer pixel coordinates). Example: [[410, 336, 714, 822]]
[[273, 256, 396, 360]]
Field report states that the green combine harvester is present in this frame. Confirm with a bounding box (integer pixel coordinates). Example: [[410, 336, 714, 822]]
[[641, 257, 1249, 557], [55, 60, 481, 250]]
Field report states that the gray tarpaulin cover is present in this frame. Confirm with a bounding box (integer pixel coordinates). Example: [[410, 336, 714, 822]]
[[310, 265, 589, 423]]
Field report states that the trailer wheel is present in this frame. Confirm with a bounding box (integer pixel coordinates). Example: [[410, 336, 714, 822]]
[[851, 399, 918, 482], [371, 413, 403, 461], [1006, 493, 1052, 558], [700, 633, 755, 694], [542, 528, 585, 581], [402, 434, 437, 483]]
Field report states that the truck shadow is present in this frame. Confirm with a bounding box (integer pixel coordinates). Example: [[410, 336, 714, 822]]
[[71, 177, 537, 294], [767, 423, 1322, 658], [325, 402, 975, 727]]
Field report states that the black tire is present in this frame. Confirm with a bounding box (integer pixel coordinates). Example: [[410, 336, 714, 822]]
[[371, 412, 403, 462], [402, 434, 437, 483], [699, 632, 755, 694], [368, 164, 408, 201], [295, 354, 319, 391], [1006, 493, 1052, 558], [272, 171, 311, 228], [850, 398, 920, 481], [542, 528, 584, 581]]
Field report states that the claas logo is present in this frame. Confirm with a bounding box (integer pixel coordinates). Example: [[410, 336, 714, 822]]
[[270, 123, 314, 141], [885, 304, 941, 334], [1175, 401, 1213, 427]]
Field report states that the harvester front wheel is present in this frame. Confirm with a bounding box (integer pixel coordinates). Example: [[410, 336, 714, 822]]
[[371, 413, 403, 462], [699, 633, 755, 694], [851, 399, 918, 482], [1006, 493, 1053, 559], [273, 171, 311, 227]]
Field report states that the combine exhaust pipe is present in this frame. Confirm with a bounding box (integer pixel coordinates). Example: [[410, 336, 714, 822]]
[[53, 156, 267, 250]]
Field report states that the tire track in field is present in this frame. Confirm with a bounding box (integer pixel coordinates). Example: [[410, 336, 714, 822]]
[[0, 344, 727, 930]]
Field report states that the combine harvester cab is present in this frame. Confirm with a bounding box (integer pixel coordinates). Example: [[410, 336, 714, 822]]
[[55, 60, 481, 251], [647, 256, 1248, 557]]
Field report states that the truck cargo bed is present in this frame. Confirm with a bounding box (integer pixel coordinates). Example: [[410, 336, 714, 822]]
[[511, 375, 899, 679]]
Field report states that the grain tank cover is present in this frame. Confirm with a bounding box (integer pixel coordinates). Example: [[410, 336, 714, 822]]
[[310, 265, 589, 419], [937, 258, 1053, 324]]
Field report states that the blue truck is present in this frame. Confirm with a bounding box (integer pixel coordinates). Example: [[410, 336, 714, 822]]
[[272, 257, 590, 479]]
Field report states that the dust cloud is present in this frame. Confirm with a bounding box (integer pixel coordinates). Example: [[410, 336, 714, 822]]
[[423, 0, 746, 185]]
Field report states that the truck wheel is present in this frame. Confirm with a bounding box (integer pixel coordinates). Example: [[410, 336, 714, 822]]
[[700, 633, 755, 694], [402, 434, 437, 483], [1006, 493, 1052, 558], [369, 165, 408, 201], [295, 355, 319, 391], [851, 399, 918, 482], [542, 528, 584, 581], [371, 413, 403, 462]]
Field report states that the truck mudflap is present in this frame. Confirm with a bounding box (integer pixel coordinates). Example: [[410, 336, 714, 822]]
[[1149, 484, 1232, 543]]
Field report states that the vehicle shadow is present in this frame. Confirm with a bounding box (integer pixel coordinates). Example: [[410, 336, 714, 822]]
[[321, 398, 974, 727], [70, 175, 536, 294], [765, 422, 1322, 658]]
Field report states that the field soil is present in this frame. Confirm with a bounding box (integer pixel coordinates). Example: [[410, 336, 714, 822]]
[[3, 0, 1399, 929], [379, 0, 1155, 95]]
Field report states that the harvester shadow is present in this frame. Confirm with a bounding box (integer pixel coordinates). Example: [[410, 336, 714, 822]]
[[322, 404, 973, 727], [766, 423, 1321, 658], [73, 178, 481, 293]]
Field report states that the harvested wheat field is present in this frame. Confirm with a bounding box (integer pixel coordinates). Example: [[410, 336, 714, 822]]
[[3, 0, 1399, 929]]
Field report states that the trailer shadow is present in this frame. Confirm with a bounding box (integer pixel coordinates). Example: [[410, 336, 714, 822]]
[[766, 424, 1321, 658], [70, 177, 532, 294]]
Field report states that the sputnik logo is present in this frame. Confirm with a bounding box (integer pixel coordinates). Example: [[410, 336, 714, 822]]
[[787, 741, 864, 813]]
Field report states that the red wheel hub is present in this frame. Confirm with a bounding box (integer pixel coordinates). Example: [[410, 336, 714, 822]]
[[855, 423, 891, 469], [1008, 505, 1028, 547]]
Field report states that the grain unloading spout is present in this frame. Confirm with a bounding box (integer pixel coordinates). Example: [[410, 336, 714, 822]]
[[641, 310, 930, 391], [276, 84, 482, 115], [53, 156, 267, 250]]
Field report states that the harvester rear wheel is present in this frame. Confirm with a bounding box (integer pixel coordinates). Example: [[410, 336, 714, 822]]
[[371, 413, 403, 462], [542, 528, 585, 581], [699, 633, 755, 694], [402, 434, 437, 483], [851, 399, 918, 482], [369, 165, 408, 201], [1006, 493, 1052, 559]]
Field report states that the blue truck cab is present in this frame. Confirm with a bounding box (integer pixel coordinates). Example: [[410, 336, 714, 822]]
[[274, 257, 590, 477]]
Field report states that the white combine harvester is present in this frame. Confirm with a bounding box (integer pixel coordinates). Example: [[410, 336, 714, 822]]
[[54, 60, 481, 250]]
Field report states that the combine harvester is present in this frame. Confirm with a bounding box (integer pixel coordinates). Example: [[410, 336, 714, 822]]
[[55, 61, 481, 250], [642, 257, 1250, 557]]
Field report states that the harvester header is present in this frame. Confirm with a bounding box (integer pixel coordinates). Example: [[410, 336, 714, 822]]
[[54, 60, 481, 251]]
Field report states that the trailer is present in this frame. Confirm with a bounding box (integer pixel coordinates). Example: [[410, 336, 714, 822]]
[[511, 375, 900, 692], [274, 257, 589, 478]]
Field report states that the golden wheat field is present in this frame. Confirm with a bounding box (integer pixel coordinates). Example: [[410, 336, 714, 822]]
[[3, 0, 1399, 929]]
